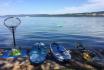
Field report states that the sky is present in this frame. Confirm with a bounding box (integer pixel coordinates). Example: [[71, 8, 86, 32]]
[[0, 0, 104, 15]]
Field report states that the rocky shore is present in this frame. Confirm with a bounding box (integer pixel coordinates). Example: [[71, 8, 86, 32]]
[[0, 48, 104, 70]]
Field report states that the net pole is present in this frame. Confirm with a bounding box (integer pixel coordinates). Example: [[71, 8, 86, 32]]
[[11, 27, 16, 48]]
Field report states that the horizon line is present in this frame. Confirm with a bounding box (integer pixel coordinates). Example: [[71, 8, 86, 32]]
[[0, 10, 104, 16]]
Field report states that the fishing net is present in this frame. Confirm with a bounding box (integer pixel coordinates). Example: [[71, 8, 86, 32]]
[[4, 17, 21, 29], [4, 17, 21, 56], [4, 17, 21, 48]]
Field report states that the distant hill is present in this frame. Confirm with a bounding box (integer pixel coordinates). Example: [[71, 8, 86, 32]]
[[46, 11, 104, 17], [2, 11, 104, 17]]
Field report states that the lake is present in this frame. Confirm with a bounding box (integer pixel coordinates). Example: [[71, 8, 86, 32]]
[[0, 17, 104, 49]]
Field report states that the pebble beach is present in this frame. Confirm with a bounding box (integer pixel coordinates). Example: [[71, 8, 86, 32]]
[[0, 48, 104, 70]]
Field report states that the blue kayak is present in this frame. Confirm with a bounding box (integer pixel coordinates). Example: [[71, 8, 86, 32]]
[[50, 42, 71, 62], [29, 42, 48, 64], [0, 48, 27, 59]]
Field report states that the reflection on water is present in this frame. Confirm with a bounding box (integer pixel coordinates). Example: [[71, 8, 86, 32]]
[[0, 17, 104, 48]]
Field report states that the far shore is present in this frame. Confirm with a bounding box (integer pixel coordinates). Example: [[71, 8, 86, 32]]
[[1, 11, 104, 17]]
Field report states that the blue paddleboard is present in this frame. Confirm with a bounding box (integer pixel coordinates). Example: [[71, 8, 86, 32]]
[[29, 42, 48, 64]]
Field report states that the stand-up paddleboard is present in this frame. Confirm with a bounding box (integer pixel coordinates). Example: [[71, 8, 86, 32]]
[[0, 48, 27, 59], [29, 42, 48, 64], [50, 42, 71, 62]]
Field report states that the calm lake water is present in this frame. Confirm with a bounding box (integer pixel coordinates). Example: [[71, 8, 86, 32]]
[[0, 17, 104, 48]]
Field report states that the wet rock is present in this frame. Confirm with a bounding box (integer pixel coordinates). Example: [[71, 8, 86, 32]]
[[27, 64, 35, 70], [6, 58, 14, 63], [41, 60, 63, 70], [13, 61, 21, 70], [2, 62, 13, 70], [41, 61, 51, 70], [17, 57, 24, 62]]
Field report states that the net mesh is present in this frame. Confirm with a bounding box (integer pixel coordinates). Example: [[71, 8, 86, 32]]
[[4, 17, 21, 28]]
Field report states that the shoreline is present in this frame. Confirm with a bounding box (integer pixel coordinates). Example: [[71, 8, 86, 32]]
[[0, 48, 104, 70]]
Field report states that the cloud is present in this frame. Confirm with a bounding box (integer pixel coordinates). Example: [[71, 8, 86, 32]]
[[54, 0, 104, 14], [0, 0, 104, 15]]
